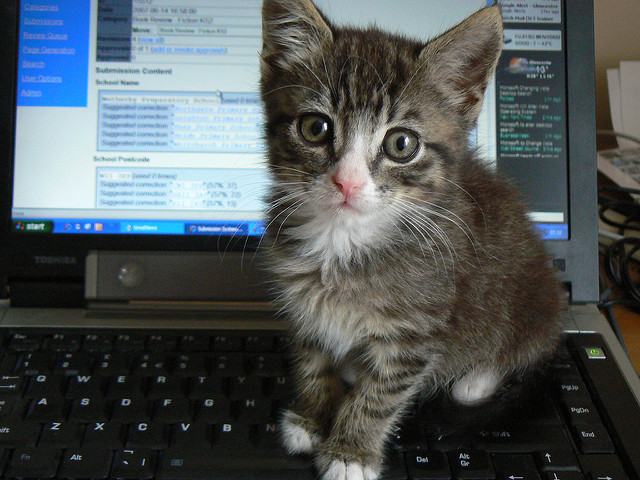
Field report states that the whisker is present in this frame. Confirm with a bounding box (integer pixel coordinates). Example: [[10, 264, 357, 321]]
[[262, 84, 327, 99], [436, 175, 488, 232]]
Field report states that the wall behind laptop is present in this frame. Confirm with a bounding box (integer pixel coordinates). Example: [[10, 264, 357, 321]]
[[594, 0, 640, 149]]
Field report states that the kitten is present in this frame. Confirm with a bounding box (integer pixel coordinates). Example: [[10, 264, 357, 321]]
[[259, 1, 566, 479]]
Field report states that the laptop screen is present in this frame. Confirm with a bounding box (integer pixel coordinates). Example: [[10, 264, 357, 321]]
[[9, 0, 569, 240]]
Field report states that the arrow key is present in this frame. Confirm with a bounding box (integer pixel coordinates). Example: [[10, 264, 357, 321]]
[[544, 472, 585, 480], [535, 450, 580, 471], [492, 453, 541, 480], [580, 454, 629, 480]]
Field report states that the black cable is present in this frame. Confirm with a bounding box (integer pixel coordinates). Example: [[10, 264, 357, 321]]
[[597, 235, 640, 355]]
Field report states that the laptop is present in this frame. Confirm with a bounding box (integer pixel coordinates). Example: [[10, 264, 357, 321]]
[[1, 0, 639, 479]]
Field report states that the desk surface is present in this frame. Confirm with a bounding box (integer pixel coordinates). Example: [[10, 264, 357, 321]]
[[613, 305, 640, 373]]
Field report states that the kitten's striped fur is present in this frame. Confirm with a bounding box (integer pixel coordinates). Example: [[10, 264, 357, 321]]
[[259, 2, 565, 479]]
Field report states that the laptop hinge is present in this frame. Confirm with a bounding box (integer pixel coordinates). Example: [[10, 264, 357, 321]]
[[9, 280, 84, 308]]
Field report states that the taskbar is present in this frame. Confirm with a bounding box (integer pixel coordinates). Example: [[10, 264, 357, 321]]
[[12, 219, 266, 236], [13, 218, 567, 240]]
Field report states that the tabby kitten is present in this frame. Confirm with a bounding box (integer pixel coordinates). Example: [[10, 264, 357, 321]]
[[259, 1, 565, 479]]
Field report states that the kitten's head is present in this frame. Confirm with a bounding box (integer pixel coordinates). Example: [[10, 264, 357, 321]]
[[260, 0, 503, 258]]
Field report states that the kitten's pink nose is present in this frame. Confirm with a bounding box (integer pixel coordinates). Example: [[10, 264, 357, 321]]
[[332, 174, 364, 201]]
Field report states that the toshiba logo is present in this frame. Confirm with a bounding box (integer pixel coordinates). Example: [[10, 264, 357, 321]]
[[33, 256, 78, 265]]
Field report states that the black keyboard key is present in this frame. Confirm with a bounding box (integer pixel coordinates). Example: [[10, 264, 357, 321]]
[[133, 353, 169, 375], [0, 375, 25, 395], [226, 376, 263, 400], [389, 423, 422, 451], [213, 353, 245, 376], [69, 396, 108, 422], [126, 422, 170, 449], [558, 378, 591, 401], [54, 351, 94, 375], [59, 448, 112, 479], [147, 334, 178, 352], [212, 334, 242, 352], [83, 422, 125, 449], [544, 472, 586, 480], [8, 333, 42, 352], [572, 425, 615, 454], [561, 400, 602, 425], [6, 446, 60, 479], [448, 449, 495, 480], [39, 421, 83, 448], [24, 373, 64, 398], [153, 397, 191, 423], [244, 334, 276, 352], [147, 376, 185, 400], [266, 375, 293, 399], [535, 449, 580, 471], [181, 334, 211, 352], [82, 333, 113, 353], [111, 397, 150, 422], [174, 354, 208, 377], [15, 351, 52, 375], [248, 353, 285, 376], [236, 397, 273, 423], [95, 352, 131, 376], [579, 454, 629, 480], [385, 452, 409, 480], [195, 397, 232, 423], [492, 454, 541, 480], [106, 375, 145, 399], [25, 395, 65, 421], [215, 423, 252, 448], [254, 423, 281, 452], [188, 376, 224, 399], [170, 422, 211, 448], [474, 425, 572, 452], [114, 334, 146, 352], [0, 421, 40, 447], [0, 395, 19, 418], [66, 374, 104, 398], [406, 450, 451, 480], [111, 448, 156, 479], [157, 448, 314, 480], [45, 333, 81, 352]]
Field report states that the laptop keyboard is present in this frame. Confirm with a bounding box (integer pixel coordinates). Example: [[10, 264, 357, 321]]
[[0, 328, 636, 480]]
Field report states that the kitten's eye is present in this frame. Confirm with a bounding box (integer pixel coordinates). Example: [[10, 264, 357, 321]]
[[298, 114, 332, 145], [383, 128, 420, 162]]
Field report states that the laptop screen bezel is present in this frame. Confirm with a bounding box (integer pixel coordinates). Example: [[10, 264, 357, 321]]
[[0, 0, 598, 303]]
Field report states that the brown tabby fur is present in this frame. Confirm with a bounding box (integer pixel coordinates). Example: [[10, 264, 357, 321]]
[[259, 1, 566, 479]]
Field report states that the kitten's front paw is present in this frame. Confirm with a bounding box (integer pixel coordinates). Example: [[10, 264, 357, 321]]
[[317, 458, 380, 480], [280, 410, 322, 454]]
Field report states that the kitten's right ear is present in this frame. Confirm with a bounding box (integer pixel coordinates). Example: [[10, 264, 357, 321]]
[[261, 0, 333, 69]]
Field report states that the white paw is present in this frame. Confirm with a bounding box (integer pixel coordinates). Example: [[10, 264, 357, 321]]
[[280, 410, 321, 454], [451, 368, 501, 405], [320, 459, 379, 480]]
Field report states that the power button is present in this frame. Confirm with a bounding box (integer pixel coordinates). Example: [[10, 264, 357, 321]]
[[585, 347, 606, 359]]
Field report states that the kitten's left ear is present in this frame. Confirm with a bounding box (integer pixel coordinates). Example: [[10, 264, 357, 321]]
[[261, 0, 333, 69], [420, 5, 503, 125]]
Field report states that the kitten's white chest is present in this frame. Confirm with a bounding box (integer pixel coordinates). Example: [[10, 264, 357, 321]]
[[300, 297, 362, 359]]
